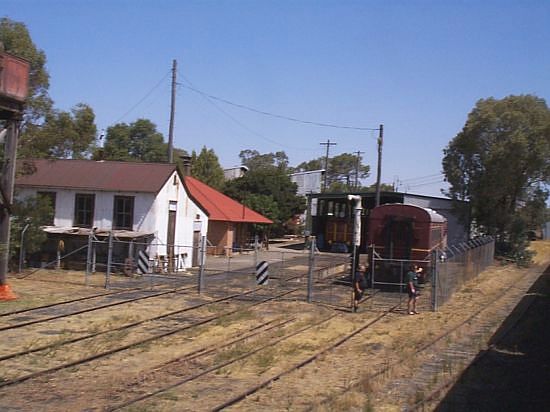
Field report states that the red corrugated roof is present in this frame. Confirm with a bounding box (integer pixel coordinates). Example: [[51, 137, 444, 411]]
[[184, 176, 272, 224], [15, 159, 176, 193]]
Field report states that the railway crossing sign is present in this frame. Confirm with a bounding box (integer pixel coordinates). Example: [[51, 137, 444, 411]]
[[256, 261, 269, 285], [137, 250, 150, 275]]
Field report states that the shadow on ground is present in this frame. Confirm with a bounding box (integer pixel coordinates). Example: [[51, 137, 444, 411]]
[[435, 264, 550, 411]]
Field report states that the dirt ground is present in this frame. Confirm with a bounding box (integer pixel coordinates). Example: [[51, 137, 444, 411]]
[[0, 241, 549, 411]]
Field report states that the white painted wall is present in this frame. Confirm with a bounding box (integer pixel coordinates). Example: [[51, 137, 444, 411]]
[[16, 171, 209, 269]]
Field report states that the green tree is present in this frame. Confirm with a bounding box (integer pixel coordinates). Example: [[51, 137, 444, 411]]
[[224, 167, 305, 236], [20, 103, 97, 159], [191, 146, 225, 190], [101, 119, 167, 162], [1, 18, 98, 160], [0, 17, 52, 129], [296, 152, 370, 192], [10, 195, 53, 266], [442, 95, 550, 263], [239, 149, 289, 171]]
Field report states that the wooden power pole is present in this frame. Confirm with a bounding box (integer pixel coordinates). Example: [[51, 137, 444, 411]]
[[375, 124, 383, 207], [168, 59, 177, 163], [320, 139, 337, 192]]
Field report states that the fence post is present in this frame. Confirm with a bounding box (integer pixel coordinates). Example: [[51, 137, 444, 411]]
[[431, 250, 438, 311], [105, 231, 113, 289], [18, 223, 30, 274], [85, 228, 95, 285], [198, 235, 206, 294], [307, 236, 315, 303], [254, 234, 259, 270]]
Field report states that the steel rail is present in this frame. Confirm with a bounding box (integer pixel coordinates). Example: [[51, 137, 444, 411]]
[[0, 287, 299, 389], [311, 263, 546, 410], [107, 311, 341, 412], [0, 284, 198, 332], [211, 303, 402, 412], [0, 287, 144, 318], [0, 287, 264, 362], [407, 265, 549, 412]]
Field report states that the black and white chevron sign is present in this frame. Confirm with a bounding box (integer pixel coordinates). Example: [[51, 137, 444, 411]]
[[256, 261, 269, 285], [137, 250, 150, 275]]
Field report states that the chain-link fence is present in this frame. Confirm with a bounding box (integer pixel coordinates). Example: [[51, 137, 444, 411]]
[[198, 238, 350, 308], [367, 236, 495, 312], [18, 233, 352, 309], [17, 233, 496, 312], [432, 236, 495, 310], [368, 253, 433, 313]]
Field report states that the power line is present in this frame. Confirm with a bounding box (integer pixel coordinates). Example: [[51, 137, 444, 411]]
[[400, 172, 444, 183], [178, 83, 380, 132], [112, 70, 171, 125], [408, 178, 446, 188], [176, 86, 313, 151]]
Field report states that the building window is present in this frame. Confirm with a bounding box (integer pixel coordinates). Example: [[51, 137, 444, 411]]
[[113, 196, 134, 230], [37, 191, 56, 225], [74, 194, 95, 227]]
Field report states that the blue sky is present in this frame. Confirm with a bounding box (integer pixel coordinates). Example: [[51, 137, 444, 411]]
[[3, 0, 550, 196]]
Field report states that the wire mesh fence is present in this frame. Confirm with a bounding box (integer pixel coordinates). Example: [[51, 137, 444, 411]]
[[17, 233, 495, 313], [369, 254, 434, 313], [433, 236, 495, 310], [17, 233, 353, 309]]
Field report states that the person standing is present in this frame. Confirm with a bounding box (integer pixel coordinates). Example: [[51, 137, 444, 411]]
[[353, 264, 367, 312], [406, 264, 422, 315]]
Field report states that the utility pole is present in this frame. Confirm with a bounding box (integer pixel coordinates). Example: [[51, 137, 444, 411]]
[[320, 139, 337, 192], [375, 124, 383, 207], [354, 150, 364, 189], [168, 59, 177, 163]]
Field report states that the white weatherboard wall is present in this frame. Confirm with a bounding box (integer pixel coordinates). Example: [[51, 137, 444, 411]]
[[16, 171, 208, 269], [16, 187, 158, 231], [149, 171, 208, 258]]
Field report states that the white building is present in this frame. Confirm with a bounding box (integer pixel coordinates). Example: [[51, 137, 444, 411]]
[[15, 159, 208, 269]]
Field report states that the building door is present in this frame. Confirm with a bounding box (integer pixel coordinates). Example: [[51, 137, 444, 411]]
[[167, 201, 177, 272]]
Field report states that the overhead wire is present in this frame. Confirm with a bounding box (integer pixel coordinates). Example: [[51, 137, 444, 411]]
[[111, 70, 172, 125], [176, 72, 317, 151], [178, 82, 380, 133], [399, 172, 445, 183]]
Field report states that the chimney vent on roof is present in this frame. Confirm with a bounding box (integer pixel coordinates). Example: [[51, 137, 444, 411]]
[[180, 155, 192, 176]]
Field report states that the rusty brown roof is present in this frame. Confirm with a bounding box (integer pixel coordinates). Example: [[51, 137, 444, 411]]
[[15, 159, 177, 193]]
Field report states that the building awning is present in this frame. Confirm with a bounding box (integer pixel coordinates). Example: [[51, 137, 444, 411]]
[[42, 226, 154, 239]]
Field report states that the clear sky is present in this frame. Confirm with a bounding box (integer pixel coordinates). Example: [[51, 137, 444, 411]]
[[2, 0, 550, 197]]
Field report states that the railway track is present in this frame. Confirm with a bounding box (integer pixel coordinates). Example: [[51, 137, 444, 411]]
[[0, 283, 199, 331], [106, 313, 340, 411], [406, 263, 550, 411], [0, 287, 299, 389], [301, 262, 548, 411]]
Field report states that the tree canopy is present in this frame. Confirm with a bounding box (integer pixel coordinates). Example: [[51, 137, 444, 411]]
[[1, 17, 99, 160], [442, 95, 550, 262], [191, 146, 225, 190], [0, 17, 52, 128], [225, 152, 305, 236], [19, 103, 97, 159], [239, 149, 289, 171], [295, 152, 370, 192], [101, 119, 167, 162]]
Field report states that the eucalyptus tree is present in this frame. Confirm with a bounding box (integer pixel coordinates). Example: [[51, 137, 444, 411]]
[[442, 95, 550, 262]]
